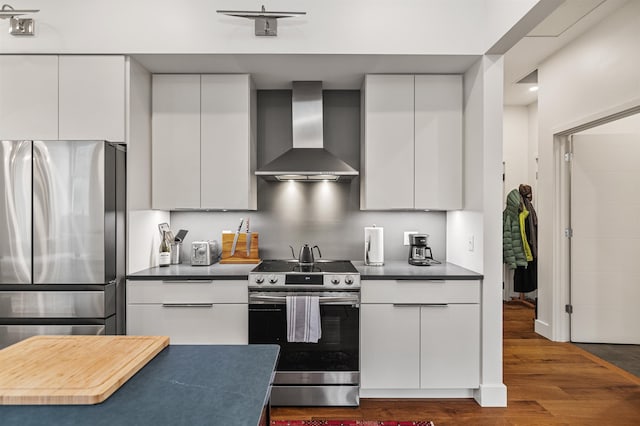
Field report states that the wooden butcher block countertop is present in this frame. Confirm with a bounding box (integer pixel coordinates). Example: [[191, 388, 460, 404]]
[[0, 335, 169, 405]]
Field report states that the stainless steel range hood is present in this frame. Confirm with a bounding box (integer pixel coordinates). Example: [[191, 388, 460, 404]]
[[255, 81, 359, 181]]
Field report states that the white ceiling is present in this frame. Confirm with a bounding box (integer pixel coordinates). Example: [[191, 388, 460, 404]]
[[503, 0, 629, 106]]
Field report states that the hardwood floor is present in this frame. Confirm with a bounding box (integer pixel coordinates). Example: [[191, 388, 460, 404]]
[[271, 303, 640, 425]]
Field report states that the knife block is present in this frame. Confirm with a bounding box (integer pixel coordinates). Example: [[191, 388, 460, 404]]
[[220, 232, 260, 264]]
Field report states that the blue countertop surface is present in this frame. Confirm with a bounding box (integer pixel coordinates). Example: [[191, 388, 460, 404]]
[[127, 260, 482, 281], [0, 344, 279, 426]]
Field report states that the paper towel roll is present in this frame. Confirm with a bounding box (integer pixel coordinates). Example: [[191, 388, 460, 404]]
[[364, 226, 384, 266]]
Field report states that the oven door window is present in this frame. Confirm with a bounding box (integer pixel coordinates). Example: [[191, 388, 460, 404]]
[[249, 304, 359, 372]]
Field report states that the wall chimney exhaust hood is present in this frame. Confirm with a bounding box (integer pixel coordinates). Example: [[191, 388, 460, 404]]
[[255, 81, 359, 182]]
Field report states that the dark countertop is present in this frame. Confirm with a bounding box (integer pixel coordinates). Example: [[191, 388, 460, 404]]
[[0, 344, 279, 426], [128, 263, 257, 280], [353, 260, 483, 280], [127, 260, 483, 281]]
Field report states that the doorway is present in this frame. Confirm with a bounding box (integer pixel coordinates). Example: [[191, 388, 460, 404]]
[[567, 113, 640, 344]]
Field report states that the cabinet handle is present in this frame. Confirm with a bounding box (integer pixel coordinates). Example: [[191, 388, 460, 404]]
[[162, 280, 214, 284], [161, 303, 214, 308], [392, 303, 448, 307], [396, 279, 445, 282]]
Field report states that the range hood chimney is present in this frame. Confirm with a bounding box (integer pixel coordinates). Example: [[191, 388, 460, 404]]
[[255, 81, 359, 181]]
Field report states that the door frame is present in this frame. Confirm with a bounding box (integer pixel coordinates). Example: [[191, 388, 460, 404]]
[[551, 102, 640, 342]]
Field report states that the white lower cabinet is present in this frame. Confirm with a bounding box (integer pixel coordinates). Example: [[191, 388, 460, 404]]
[[126, 280, 248, 344], [360, 280, 480, 392], [360, 304, 420, 389]]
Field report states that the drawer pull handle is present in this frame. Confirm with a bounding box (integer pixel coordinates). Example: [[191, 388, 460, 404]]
[[161, 303, 214, 308], [162, 280, 214, 284], [396, 279, 445, 282], [392, 303, 449, 307]]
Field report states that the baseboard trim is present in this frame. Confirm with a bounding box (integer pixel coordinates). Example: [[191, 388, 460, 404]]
[[474, 383, 507, 407], [534, 319, 552, 339], [360, 388, 474, 399]]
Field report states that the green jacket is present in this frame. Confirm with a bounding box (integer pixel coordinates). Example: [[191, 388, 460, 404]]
[[503, 189, 527, 269]]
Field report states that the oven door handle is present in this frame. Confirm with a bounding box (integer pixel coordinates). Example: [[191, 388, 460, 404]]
[[249, 295, 360, 305]]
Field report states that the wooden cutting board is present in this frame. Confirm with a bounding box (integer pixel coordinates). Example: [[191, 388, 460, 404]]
[[0, 335, 169, 405]]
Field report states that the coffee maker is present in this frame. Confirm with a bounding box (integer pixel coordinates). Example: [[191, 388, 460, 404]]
[[408, 234, 433, 266]]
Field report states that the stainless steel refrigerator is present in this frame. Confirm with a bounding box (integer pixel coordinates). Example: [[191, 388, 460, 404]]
[[0, 140, 125, 349]]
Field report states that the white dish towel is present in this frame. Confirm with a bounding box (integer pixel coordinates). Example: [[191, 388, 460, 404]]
[[286, 295, 322, 343]]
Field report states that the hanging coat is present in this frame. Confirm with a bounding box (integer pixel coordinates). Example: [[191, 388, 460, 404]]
[[503, 189, 528, 269]]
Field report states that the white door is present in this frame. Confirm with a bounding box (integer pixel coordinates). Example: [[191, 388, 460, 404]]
[[570, 133, 640, 343]]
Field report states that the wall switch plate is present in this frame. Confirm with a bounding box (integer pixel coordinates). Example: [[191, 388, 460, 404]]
[[404, 231, 418, 246], [468, 235, 475, 252]]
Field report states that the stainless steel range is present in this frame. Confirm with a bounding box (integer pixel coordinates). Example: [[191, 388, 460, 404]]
[[248, 259, 361, 407], [249, 259, 360, 290]]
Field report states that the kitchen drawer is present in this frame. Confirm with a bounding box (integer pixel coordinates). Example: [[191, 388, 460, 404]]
[[361, 280, 479, 304], [126, 303, 247, 344], [126, 280, 248, 304]]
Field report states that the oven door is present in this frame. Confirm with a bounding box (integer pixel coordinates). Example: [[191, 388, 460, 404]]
[[249, 291, 359, 380]]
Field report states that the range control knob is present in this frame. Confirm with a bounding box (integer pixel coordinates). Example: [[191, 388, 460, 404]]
[[254, 275, 265, 284], [344, 275, 355, 285], [268, 275, 278, 284], [330, 276, 341, 285]]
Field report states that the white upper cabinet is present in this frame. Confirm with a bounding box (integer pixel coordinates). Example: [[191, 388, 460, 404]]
[[0, 56, 58, 140], [152, 74, 201, 210], [0, 55, 126, 142], [201, 75, 256, 210], [361, 74, 463, 210], [152, 74, 256, 210], [414, 75, 462, 210], [59, 56, 125, 142], [361, 75, 415, 210]]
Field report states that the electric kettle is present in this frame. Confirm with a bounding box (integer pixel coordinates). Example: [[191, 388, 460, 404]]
[[289, 243, 322, 265]]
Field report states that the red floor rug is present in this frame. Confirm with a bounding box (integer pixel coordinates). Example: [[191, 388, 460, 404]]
[[271, 422, 434, 426]]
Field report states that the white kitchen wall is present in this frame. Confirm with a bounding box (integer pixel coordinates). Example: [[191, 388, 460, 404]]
[[527, 103, 539, 201], [577, 112, 640, 135], [503, 106, 530, 200], [537, 0, 640, 341], [447, 55, 507, 407], [1, 0, 541, 55], [128, 210, 170, 274]]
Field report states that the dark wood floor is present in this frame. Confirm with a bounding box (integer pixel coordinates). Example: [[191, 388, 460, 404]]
[[271, 303, 640, 425]]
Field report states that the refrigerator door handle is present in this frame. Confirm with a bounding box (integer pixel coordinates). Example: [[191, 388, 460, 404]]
[[0, 140, 32, 284]]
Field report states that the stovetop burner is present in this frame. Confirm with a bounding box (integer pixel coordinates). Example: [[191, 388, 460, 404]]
[[251, 259, 358, 274], [249, 260, 360, 289]]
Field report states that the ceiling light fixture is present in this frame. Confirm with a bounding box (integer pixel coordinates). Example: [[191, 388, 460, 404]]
[[529, 86, 539, 92], [0, 4, 39, 36], [216, 4, 306, 37]]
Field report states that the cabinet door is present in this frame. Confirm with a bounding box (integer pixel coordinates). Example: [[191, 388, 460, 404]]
[[127, 303, 248, 344], [0, 55, 58, 140], [59, 56, 125, 141], [152, 75, 201, 209], [420, 304, 479, 388], [414, 75, 463, 210], [360, 304, 420, 389], [201, 74, 256, 209], [361, 75, 415, 210]]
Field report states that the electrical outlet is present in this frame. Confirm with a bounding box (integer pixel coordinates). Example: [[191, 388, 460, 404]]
[[468, 235, 475, 252], [403, 231, 418, 246]]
